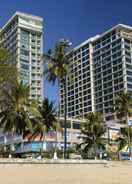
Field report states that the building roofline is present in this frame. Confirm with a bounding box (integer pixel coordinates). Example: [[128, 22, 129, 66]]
[[68, 24, 132, 54], [15, 11, 43, 22], [0, 11, 43, 33], [71, 35, 100, 52], [67, 35, 100, 55], [95, 24, 132, 41]]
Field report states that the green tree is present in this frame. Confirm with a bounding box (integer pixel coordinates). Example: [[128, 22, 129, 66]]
[[0, 81, 32, 135], [44, 40, 71, 158], [118, 127, 132, 151], [80, 112, 106, 159], [0, 47, 17, 88], [31, 98, 57, 139], [30, 98, 60, 155], [115, 92, 132, 158]]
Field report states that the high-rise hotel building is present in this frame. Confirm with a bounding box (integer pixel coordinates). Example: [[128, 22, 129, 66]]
[[0, 12, 43, 101], [60, 37, 97, 118], [60, 24, 132, 124]]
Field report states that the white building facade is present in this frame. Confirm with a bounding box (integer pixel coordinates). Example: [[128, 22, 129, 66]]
[[60, 24, 132, 125], [0, 12, 43, 101]]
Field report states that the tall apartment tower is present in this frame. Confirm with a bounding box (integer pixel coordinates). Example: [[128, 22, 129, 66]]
[[0, 12, 43, 101], [60, 24, 132, 124], [60, 36, 98, 118]]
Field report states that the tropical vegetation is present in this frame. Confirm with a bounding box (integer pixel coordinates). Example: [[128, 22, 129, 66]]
[[115, 92, 132, 158], [0, 81, 32, 135], [118, 127, 132, 151], [1, 45, 132, 160], [79, 112, 106, 159], [44, 40, 71, 158], [0, 47, 17, 86], [0, 47, 59, 157]]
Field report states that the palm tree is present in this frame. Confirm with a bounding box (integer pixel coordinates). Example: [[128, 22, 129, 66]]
[[115, 91, 132, 159], [80, 112, 106, 159], [30, 98, 59, 155], [44, 40, 71, 158], [0, 81, 32, 136], [0, 47, 17, 88], [118, 127, 132, 151], [0, 47, 17, 81]]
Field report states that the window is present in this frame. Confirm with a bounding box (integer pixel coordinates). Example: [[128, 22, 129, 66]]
[[82, 44, 89, 51], [21, 49, 29, 56], [125, 51, 131, 57], [127, 77, 132, 83], [127, 83, 132, 89], [20, 30, 29, 49], [113, 58, 121, 65], [73, 123, 80, 130], [20, 63, 29, 70], [20, 59, 29, 64], [124, 39, 130, 45], [126, 64, 132, 70], [126, 58, 131, 63], [127, 71, 132, 76]]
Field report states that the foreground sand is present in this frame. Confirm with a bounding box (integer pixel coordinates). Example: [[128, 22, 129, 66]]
[[0, 162, 132, 184]]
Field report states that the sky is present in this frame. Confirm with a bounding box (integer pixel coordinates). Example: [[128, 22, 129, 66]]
[[0, 0, 132, 103]]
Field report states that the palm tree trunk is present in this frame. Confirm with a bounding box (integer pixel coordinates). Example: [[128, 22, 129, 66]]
[[64, 76, 67, 159], [108, 127, 110, 145], [127, 114, 131, 160], [53, 129, 58, 160], [126, 113, 131, 157], [129, 126, 132, 161], [55, 129, 57, 151], [41, 132, 46, 158], [93, 135, 97, 159], [54, 81, 60, 158]]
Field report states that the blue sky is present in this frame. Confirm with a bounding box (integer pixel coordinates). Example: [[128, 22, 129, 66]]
[[0, 0, 132, 103]]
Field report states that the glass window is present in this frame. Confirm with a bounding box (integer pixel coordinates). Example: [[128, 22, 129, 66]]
[[128, 83, 132, 89], [20, 49, 29, 56], [126, 58, 131, 63], [127, 77, 132, 83], [127, 71, 132, 76], [73, 123, 80, 129], [20, 30, 29, 49], [20, 59, 29, 64], [20, 63, 29, 70], [126, 64, 132, 70]]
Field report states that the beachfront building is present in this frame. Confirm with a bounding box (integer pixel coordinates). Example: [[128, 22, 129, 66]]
[[60, 24, 132, 126], [0, 12, 43, 101], [60, 37, 97, 119], [0, 118, 83, 154], [0, 115, 120, 154]]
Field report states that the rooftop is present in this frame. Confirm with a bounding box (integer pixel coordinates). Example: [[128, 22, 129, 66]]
[[0, 11, 43, 33], [70, 24, 132, 53]]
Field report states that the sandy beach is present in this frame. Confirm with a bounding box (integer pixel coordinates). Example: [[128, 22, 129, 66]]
[[0, 162, 132, 184]]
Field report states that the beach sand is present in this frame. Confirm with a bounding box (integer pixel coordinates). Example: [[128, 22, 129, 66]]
[[0, 162, 132, 184]]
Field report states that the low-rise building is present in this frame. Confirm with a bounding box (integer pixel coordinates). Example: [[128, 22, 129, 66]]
[[0, 118, 84, 154]]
